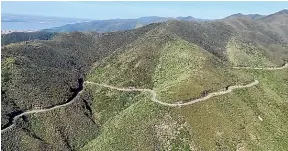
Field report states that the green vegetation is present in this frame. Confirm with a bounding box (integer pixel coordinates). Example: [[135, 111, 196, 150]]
[[81, 55, 288, 151], [1, 57, 16, 84], [88, 28, 169, 89], [1, 31, 57, 46], [1, 90, 99, 151], [153, 38, 252, 103], [25, 94, 99, 150], [80, 36, 254, 150], [227, 38, 287, 67], [176, 69, 288, 150], [227, 38, 275, 67], [1, 24, 161, 151], [80, 93, 167, 151], [2, 10, 288, 151], [86, 84, 141, 125], [80, 88, 192, 151], [1, 57, 21, 128]]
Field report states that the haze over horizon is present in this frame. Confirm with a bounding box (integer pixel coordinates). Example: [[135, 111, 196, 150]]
[[2, 1, 288, 20]]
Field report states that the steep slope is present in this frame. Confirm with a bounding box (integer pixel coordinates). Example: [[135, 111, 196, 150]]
[[164, 20, 235, 59], [81, 69, 288, 151], [80, 19, 288, 150], [226, 37, 288, 67], [1, 32, 104, 151], [1, 23, 162, 151], [163, 19, 288, 65], [1, 90, 99, 151], [79, 23, 259, 150], [258, 9, 288, 42], [79, 20, 288, 150], [1, 32, 99, 129], [258, 9, 288, 24], [175, 68, 288, 151], [222, 15, 288, 67]]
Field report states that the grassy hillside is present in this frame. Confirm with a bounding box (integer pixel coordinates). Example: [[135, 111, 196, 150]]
[[226, 37, 286, 67], [81, 71, 288, 150], [79, 15, 288, 150], [152, 38, 252, 103], [175, 69, 288, 150], [79, 29, 257, 150], [223, 15, 288, 67], [80, 32, 287, 150], [80, 93, 171, 151], [81, 37, 288, 150]]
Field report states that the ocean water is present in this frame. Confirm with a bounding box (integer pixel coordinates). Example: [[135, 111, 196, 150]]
[[1, 22, 72, 30]]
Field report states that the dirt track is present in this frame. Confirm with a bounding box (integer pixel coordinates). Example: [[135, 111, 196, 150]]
[[2, 63, 286, 133], [233, 63, 288, 70], [1, 88, 85, 133], [85, 80, 259, 107]]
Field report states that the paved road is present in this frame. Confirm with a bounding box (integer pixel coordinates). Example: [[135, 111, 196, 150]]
[[85, 80, 259, 107]]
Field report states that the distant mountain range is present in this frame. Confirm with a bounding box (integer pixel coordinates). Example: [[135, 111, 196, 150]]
[[42, 16, 209, 33], [41, 9, 288, 33], [3, 10, 287, 33]]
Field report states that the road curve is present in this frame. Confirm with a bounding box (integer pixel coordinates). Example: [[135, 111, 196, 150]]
[[3, 63, 286, 134], [85, 80, 259, 107], [233, 63, 288, 70], [1, 88, 85, 134]]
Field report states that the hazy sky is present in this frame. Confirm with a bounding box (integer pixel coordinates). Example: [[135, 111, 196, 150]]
[[2, 1, 288, 20]]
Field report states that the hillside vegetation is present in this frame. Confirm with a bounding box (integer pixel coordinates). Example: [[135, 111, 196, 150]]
[[1, 32, 58, 46], [1, 10, 288, 151], [1, 23, 162, 150]]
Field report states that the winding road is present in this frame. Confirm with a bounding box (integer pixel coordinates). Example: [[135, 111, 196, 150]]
[[233, 63, 288, 70], [2, 63, 287, 133], [1, 88, 85, 133], [85, 80, 259, 107]]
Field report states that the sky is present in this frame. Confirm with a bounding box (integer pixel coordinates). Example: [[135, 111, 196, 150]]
[[1, 1, 288, 20]]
